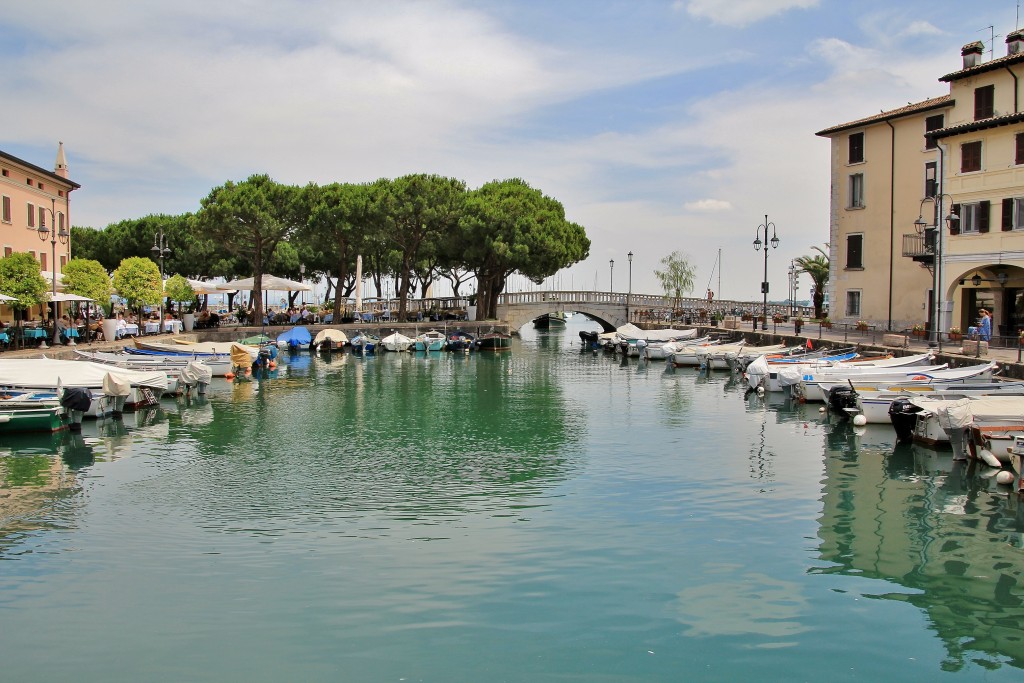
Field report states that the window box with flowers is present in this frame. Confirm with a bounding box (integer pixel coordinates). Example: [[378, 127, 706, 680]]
[[856, 320, 869, 331], [948, 327, 962, 342], [912, 324, 926, 338]]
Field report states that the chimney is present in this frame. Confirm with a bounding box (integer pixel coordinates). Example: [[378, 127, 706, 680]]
[[1008, 30, 1024, 56], [962, 41, 984, 68], [54, 141, 68, 179]]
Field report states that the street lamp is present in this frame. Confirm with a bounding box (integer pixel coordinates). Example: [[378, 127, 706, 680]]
[[299, 263, 306, 306], [914, 195, 958, 348], [609, 258, 615, 294], [753, 214, 779, 331], [151, 230, 171, 331], [627, 251, 633, 321], [37, 197, 69, 347]]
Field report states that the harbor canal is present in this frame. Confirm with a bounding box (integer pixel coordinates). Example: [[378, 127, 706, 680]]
[[1, 318, 1022, 681]]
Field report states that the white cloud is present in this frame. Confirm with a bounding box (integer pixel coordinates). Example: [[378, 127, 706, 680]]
[[680, 0, 819, 28], [684, 199, 733, 212], [901, 20, 944, 37]]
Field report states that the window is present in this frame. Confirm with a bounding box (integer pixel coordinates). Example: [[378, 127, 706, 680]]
[[1002, 197, 1024, 230], [40, 252, 47, 271], [25, 178, 32, 187], [1017, 133, 1024, 165], [60, 255, 67, 269], [26, 203, 35, 228], [1, 195, 10, 223], [961, 141, 982, 173], [846, 233, 864, 269], [1, 169, 8, 177], [924, 162, 937, 198], [845, 290, 862, 317], [38, 207, 46, 228], [956, 201, 990, 234], [37, 183, 44, 191], [975, 84, 994, 120], [3, 247, 11, 257], [925, 114, 944, 149], [58, 212, 65, 231], [848, 132, 864, 164], [848, 173, 864, 208]]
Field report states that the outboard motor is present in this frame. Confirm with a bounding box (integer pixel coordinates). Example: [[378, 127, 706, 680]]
[[826, 385, 859, 420], [60, 387, 93, 432], [889, 397, 923, 444]]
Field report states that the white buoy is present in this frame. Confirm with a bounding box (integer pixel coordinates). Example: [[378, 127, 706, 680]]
[[818, 407, 826, 413], [852, 414, 867, 427], [756, 386, 764, 396], [996, 470, 1015, 486], [978, 448, 1002, 468]]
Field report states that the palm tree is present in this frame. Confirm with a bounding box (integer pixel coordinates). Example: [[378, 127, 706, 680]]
[[794, 245, 829, 319]]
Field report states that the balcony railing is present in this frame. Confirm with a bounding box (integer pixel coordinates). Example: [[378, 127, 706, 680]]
[[901, 228, 936, 263]]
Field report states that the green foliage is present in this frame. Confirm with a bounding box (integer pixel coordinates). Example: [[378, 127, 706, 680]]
[[164, 274, 196, 311], [112, 256, 162, 310], [0, 252, 49, 311], [795, 244, 829, 319], [62, 258, 113, 314], [458, 178, 590, 319], [653, 251, 696, 306]]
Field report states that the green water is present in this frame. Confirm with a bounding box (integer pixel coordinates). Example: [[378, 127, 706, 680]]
[[1, 322, 1023, 682]]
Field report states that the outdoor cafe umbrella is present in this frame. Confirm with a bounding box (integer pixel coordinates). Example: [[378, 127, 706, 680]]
[[218, 275, 313, 323], [48, 292, 97, 344], [0, 293, 16, 302]]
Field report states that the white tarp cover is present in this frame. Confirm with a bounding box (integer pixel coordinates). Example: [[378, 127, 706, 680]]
[[0, 358, 167, 391], [180, 361, 213, 387], [102, 372, 132, 398], [910, 395, 1024, 431], [137, 340, 258, 358], [313, 329, 348, 345], [745, 355, 770, 390], [614, 323, 697, 342]]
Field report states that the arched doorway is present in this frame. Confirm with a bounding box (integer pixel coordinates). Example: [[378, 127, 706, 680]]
[[950, 265, 1023, 342]]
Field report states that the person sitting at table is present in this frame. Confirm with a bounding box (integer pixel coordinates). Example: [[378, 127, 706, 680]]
[[55, 315, 69, 344]]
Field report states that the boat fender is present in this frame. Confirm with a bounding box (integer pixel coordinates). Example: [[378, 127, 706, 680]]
[[224, 371, 235, 380], [996, 470, 1016, 485], [978, 447, 1002, 468]]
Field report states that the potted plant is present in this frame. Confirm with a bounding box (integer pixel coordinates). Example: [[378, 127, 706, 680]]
[[948, 326, 962, 341], [164, 274, 196, 332], [793, 315, 804, 334], [856, 320, 869, 331], [773, 313, 785, 324], [912, 323, 926, 338], [820, 317, 833, 329]]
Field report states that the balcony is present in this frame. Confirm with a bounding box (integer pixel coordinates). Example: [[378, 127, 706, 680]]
[[902, 228, 936, 264]]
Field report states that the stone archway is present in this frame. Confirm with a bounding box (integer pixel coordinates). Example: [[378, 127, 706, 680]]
[[947, 265, 1023, 340]]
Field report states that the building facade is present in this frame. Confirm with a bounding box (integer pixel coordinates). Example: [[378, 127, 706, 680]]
[[818, 31, 1024, 342], [0, 142, 79, 279]]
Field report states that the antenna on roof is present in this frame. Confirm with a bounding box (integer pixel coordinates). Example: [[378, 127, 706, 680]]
[[979, 25, 999, 60]]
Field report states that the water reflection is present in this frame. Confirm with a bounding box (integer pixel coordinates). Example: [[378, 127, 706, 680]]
[[815, 422, 1024, 671]]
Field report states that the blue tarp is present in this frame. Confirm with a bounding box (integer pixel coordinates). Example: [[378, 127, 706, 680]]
[[277, 326, 312, 347]]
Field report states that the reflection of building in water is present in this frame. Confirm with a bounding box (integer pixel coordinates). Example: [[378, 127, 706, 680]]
[[816, 425, 1024, 671], [0, 446, 79, 556]]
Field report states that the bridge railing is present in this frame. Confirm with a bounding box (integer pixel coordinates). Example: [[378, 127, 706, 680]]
[[497, 291, 813, 320]]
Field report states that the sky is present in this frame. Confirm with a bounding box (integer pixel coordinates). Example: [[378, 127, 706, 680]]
[[2, 0, 1021, 302]]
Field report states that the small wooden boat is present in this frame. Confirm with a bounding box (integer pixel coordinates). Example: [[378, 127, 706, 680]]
[[476, 331, 512, 351], [350, 332, 380, 355], [313, 329, 348, 352], [446, 330, 475, 353], [381, 332, 414, 352]]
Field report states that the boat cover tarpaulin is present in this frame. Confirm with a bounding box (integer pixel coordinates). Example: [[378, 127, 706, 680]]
[[181, 361, 213, 386], [102, 372, 132, 397], [910, 395, 1024, 430], [313, 329, 348, 346], [277, 326, 312, 346], [615, 323, 697, 342], [0, 358, 167, 391]]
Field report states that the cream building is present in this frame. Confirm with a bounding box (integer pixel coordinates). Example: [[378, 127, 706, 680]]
[[0, 142, 79, 279], [818, 31, 1024, 342]]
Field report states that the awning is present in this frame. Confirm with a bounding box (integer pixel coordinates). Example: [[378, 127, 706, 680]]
[[218, 275, 312, 292]]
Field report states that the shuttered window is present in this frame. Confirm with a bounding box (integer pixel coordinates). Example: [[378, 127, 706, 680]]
[[961, 141, 982, 172], [848, 132, 864, 164], [27, 203, 35, 228], [849, 173, 864, 208], [1017, 133, 1024, 165], [925, 115, 943, 149], [1, 195, 10, 223], [846, 233, 863, 269], [924, 162, 937, 198], [975, 85, 994, 120]]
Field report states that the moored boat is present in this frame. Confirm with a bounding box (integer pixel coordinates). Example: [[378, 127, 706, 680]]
[[381, 332, 414, 352], [414, 330, 447, 351], [446, 330, 475, 353], [313, 328, 348, 352], [476, 331, 512, 351]]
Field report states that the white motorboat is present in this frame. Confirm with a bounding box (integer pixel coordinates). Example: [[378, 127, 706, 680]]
[[131, 338, 259, 360], [747, 351, 936, 393], [313, 328, 348, 351], [888, 395, 1024, 464], [644, 337, 710, 361], [804, 361, 998, 403], [853, 380, 1024, 424], [698, 343, 789, 371], [75, 348, 229, 379], [0, 358, 170, 413], [671, 340, 730, 367], [381, 332, 414, 352], [414, 330, 447, 352]]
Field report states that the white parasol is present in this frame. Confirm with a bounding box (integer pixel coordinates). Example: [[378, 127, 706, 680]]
[[0, 293, 17, 302], [48, 292, 96, 302], [217, 274, 312, 292], [354, 255, 363, 314]]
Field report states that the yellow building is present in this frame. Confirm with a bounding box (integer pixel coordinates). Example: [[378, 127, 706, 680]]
[[818, 31, 1024, 342], [0, 142, 79, 280]]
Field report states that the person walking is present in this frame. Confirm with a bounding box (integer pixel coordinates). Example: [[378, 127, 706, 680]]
[[979, 308, 992, 341]]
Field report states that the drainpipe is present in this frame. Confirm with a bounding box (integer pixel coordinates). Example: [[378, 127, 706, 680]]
[[885, 119, 896, 331], [1006, 65, 1019, 112], [936, 140, 949, 352]]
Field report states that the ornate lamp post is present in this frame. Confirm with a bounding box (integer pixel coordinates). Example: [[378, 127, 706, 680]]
[[753, 215, 779, 331], [151, 230, 171, 331], [627, 251, 633, 321], [37, 197, 69, 347], [609, 258, 615, 294], [914, 195, 958, 349], [299, 263, 306, 307]]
